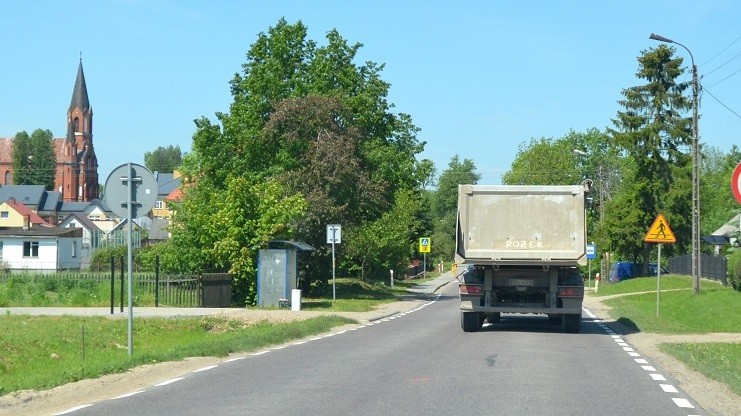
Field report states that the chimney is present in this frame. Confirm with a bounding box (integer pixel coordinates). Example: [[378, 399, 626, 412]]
[[23, 214, 30, 230]]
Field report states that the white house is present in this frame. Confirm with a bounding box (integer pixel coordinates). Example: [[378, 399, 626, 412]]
[[0, 227, 82, 272]]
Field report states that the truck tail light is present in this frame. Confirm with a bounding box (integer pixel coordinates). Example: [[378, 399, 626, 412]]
[[459, 285, 483, 295], [558, 287, 584, 297]]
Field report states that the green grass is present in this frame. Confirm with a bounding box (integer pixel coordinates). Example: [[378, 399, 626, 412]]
[[593, 275, 741, 396], [591, 274, 716, 297], [302, 277, 422, 312], [0, 313, 354, 395], [660, 343, 741, 396]]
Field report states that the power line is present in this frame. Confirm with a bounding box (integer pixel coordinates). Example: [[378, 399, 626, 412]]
[[703, 86, 741, 120]]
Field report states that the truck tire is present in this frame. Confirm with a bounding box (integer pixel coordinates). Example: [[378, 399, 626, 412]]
[[461, 312, 483, 332], [564, 314, 581, 333], [548, 314, 561, 325], [486, 313, 501, 324]]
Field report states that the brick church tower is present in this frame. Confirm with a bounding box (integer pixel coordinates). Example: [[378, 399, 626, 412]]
[[55, 60, 99, 201]]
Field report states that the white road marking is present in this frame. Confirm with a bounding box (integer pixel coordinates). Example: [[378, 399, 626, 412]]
[[111, 391, 144, 399], [660, 384, 678, 393], [194, 365, 218, 372], [671, 398, 694, 408], [53, 404, 93, 415], [155, 377, 184, 386], [635, 359, 648, 364], [649, 373, 667, 381], [641, 365, 657, 372], [225, 357, 246, 362]]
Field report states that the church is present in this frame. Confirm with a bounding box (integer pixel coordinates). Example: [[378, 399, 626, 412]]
[[0, 61, 99, 202]]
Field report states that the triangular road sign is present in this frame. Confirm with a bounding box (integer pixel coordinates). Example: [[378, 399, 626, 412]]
[[644, 213, 676, 243]]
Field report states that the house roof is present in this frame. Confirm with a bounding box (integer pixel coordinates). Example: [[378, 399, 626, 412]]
[[711, 213, 741, 236], [155, 172, 181, 197], [0, 185, 46, 207], [165, 187, 182, 202], [59, 212, 101, 232], [2, 198, 50, 226], [0, 138, 12, 164], [0, 226, 81, 238]]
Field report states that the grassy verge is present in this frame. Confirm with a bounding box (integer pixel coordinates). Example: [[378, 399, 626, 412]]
[[589, 274, 740, 396], [660, 343, 741, 396], [0, 314, 354, 396]]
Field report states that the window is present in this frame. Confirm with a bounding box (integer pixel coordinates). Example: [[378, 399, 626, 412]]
[[72, 241, 77, 258], [155, 200, 164, 209], [23, 241, 39, 257], [0, 211, 8, 219]]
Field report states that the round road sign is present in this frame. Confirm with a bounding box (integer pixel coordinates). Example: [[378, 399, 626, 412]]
[[104, 163, 158, 218], [733, 162, 741, 205]]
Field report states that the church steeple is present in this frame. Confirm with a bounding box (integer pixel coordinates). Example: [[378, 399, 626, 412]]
[[69, 59, 90, 112]]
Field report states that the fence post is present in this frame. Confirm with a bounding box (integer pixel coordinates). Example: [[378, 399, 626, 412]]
[[110, 256, 115, 315], [155, 255, 160, 307], [120, 255, 124, 313]]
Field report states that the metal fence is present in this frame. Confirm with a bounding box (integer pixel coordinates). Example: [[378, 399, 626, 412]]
[[668, 253, 728, 285]]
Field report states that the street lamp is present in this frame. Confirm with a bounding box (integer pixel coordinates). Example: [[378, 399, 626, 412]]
[[649, 33, 701, 295]]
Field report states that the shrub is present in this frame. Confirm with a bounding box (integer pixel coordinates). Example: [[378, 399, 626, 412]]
[[728, 249, 741, 291]]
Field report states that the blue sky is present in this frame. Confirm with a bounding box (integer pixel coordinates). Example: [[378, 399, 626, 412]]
[[1, 1, 739, 185]]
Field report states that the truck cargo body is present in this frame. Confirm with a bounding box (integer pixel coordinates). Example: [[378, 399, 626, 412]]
[[455, 184, 588, 333]]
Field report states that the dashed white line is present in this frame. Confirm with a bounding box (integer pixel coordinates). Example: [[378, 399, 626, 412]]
[[111, 391, 144, 399], [649, 373, 667, 381], [53, 404, 94, 415], [671, 398, 694, 408], [641, 365, 657, 372], [635, 358, 648, 364], [660, 384, 679, 393], [154, 377, 184, 387]]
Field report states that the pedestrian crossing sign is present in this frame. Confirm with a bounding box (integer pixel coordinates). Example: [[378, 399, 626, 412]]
[[644, 213, 676, 243], [419, 237, 431, 253]]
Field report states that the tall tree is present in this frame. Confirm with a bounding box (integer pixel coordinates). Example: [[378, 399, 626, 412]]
[[606, 44, 693, 267], [430, 155, 480, 262], [176, 19, 425, 293], [144, 145, 182, 173], [12, 129, 56, 190]]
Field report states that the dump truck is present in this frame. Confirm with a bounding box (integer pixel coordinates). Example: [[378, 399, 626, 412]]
[[455, 184, 590, 333]]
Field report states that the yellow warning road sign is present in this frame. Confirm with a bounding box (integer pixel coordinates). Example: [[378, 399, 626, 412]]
[[419, 237, 431, 253], [644, 213, 676, 243]]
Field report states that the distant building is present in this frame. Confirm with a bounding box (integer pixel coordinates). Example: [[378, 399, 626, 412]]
[[0, 60, 99, 202]]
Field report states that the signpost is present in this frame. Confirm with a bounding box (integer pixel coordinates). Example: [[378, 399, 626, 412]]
[[586, 243, 596, 288], [419, 237, 431, 279], [104, 163, 158, 357], [643, 213, 676, 317], [327, 224, 341, 302]]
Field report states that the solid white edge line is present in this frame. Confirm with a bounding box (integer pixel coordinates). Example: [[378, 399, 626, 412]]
[[253, 351, 269, 356], [154, 377, 184, 387], [671, 397, 694, 408], [53, 404, 94, 415], [194, 365, 218, 372], [225, 357, 246, 362], [111, 391, 145, 399]]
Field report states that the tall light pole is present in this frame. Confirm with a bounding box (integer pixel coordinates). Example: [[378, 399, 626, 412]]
[[649, 33, 701, 294]]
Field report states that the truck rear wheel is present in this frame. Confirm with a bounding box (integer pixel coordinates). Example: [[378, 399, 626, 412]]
[[564, 314, 581, 333], [486, 313, 501, 324], [461, 312, 483, 332]]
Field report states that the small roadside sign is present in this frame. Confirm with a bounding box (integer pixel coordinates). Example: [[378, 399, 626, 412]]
[[327, 224, 341, 244], [586, 244, 596, 260], [732, 162, 741, 205], [419, 237, 431, 253], [644, 214, 676, 244]]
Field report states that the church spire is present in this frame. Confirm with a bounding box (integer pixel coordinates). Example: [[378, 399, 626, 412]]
[[69, 59, 90, 112]]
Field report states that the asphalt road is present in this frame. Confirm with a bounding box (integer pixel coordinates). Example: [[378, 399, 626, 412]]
[[61, 282, 706, 416]]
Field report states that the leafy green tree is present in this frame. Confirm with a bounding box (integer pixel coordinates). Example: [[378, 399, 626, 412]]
[[606, 44, 693, 268], [11, 129, 56, 189], [180, 19, 425, 292], [430, 155, 480, 262], [144, 145, 182, 173]]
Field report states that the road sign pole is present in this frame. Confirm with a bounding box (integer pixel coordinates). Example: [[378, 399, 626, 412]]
[[423, 253, 427, 279], [127, 163, 134, 357], [656, 243, 662, 317], [332, 240, 336, 302]]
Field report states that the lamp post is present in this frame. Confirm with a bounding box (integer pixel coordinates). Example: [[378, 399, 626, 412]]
[[649, 33, 701, 295]]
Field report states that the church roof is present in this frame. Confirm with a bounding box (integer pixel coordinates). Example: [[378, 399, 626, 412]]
[[69, 60, 90, 112]]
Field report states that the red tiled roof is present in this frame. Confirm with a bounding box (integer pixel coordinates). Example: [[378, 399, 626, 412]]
[[165, 187, 183, 202], [2, 198, 51, 226]]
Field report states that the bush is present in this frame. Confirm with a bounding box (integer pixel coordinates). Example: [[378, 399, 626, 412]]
[[728, 249, 741, 291]]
